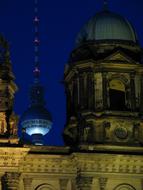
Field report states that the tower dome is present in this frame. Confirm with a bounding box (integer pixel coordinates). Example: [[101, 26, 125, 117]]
[[76, 10, 138, 46], [20, 103, 52, 136]]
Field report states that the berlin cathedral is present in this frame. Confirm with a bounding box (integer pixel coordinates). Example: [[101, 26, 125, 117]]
[[0, 1, 143, 190]]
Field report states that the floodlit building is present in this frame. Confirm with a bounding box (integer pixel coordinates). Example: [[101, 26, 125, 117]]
[[0, 2, 143, 190]]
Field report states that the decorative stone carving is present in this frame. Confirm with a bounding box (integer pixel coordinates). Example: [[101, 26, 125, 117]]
[[59, 179, 69, 190], [82, 121, 93, 143], [133, 123, 139, 142], [9, 112, 19, 137], [99, 177, 108, 190], [0, 112, 7, 134], [114, 126, 128, 139], [76, 176, 93, 190], [23, 178, 32, 190], [2, 172, 20, 190], [95, 73, 103, 110], [103, 121, 110, 140]]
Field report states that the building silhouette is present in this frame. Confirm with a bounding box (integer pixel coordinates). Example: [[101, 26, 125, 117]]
[[0, 2, 143, 190]]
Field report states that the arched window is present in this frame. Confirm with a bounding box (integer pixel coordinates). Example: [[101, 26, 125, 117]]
[[35, 184, 54, 190], [109, 79, 126, 111], [114, 184, 136, 190]]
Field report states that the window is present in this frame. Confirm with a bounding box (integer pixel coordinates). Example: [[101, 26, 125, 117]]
[[114, 184, 136, 190], [109, 79, 126, 111], [35, 184, 54, 190]]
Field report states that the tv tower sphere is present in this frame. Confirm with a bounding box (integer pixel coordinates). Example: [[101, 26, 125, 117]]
[[20, 68, 52, 145]]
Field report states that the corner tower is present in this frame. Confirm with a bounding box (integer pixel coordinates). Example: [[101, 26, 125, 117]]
[[63, 7, 143, 149], [0, 35, 18, 144]]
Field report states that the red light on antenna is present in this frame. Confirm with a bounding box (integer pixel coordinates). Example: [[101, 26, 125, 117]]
[[34, 67, 40, 73], [33, 67, 40, 78], [34, 16, 39, 22], [34, 38, 40, 44]]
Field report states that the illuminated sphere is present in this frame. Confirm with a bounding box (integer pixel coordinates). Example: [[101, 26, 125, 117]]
[[20, 105, 52, 137], [76, 10, 138, 45]]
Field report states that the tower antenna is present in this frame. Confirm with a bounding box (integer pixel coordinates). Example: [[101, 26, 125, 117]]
[[33, 0, 40, 81], [103, 0, 109, 11]]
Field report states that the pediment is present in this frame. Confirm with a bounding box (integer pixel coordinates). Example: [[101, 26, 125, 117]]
[[104, 51, 136, 64]]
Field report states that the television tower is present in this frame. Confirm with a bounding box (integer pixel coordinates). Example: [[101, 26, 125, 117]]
[[20, 0, 52, 145]]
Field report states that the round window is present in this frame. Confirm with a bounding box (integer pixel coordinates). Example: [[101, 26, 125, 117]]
[[114, 127, 128, 139]]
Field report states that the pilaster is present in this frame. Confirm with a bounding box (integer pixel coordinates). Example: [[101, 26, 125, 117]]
[[87, 71, 95, 110], [130, 73, 136, 111], [72, 76, 78, 113], [0, 174, 3, 190], [23, 178, 32, 190], [77, 176, 93, 190], [102, 72, 108, 109], [99, 177, 108, 190], [79, 73, 85, 110], [59, 179, 69, 190], [3, 172, 20, 190], [65, 84, 71, 119], [140, 74, 143, 113]]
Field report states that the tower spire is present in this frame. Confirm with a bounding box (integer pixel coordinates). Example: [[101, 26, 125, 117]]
[[103, 0, 109, 11], [33, 0, 40, 81]]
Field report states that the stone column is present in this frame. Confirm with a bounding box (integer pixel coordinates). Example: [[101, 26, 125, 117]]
[[130, 73, 136, 111], [72, 77, 78, 114], [83, 72, 87, 109], [71, 179, 77, 190], [3, 172, 20, 190], [23, 178, 32, 190], [79, 74, 83, 109], [59, 179, 68, 190], [77, 176, 93, 190], [99, 177, 108, 190], [140, 75, 143, 113], [65, 84, 71, 119], [87, 72, 95, 111], [0, 174, 3, 190], [102, 72, 108, 109]]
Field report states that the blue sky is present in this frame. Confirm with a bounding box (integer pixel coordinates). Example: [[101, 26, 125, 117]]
[[0, 0, 143, 145]]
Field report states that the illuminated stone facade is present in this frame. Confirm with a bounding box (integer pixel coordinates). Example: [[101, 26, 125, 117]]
[[63, 42, 143, 147], [0, 7, 143, 190], [0, 35, 18, 145], [0, 146, 142, 189]]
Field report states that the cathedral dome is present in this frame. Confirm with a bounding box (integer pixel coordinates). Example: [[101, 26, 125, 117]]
[[76, 10, 138, 45]]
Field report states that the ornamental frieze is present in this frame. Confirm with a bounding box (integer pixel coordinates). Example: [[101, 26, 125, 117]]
[[73, 153, 143, 174], [21, 156, 77, 174]]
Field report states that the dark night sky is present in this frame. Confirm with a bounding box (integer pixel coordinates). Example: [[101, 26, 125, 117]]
[[0, 0, 143, 145]]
